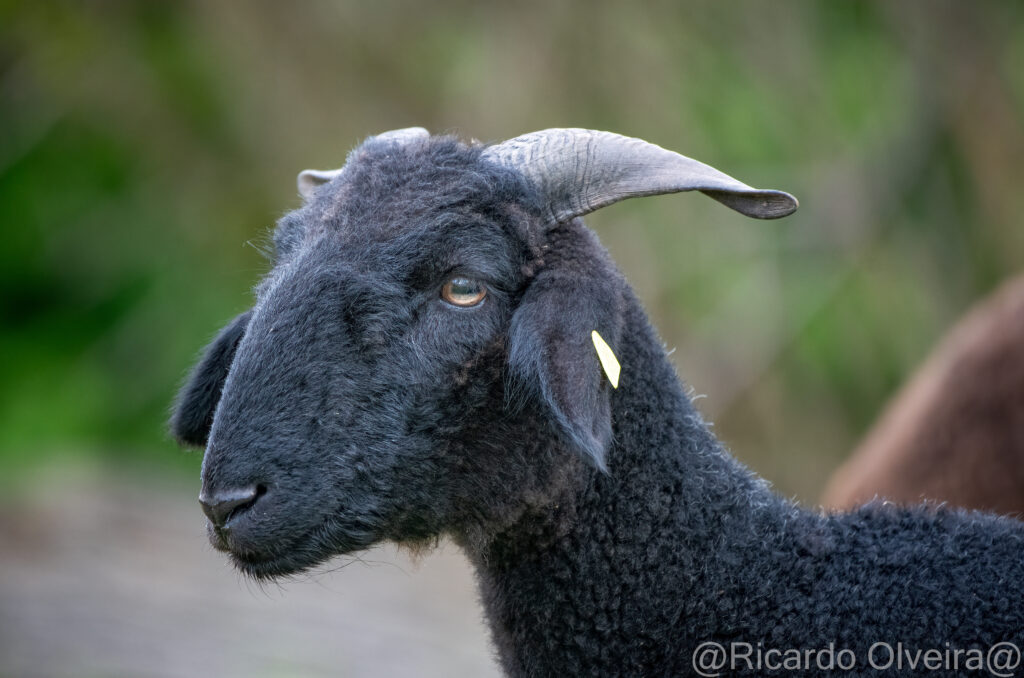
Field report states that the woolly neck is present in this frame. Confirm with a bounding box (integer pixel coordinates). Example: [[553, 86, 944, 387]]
[[461, 290, 809, 675], [459, 287, 1024, 677]]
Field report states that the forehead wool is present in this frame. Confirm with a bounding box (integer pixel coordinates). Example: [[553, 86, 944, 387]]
[[280, 136, 537, 249]]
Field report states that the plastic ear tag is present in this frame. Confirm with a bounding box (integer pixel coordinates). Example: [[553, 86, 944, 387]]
[[591, 331, 620, 389]]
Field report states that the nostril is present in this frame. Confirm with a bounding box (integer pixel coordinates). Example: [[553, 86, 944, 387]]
[[198, 485, 264, 528]]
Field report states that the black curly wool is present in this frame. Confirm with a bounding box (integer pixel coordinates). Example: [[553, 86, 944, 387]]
[[174, 133, 1024, 677], [470, 288, 1024, 675]]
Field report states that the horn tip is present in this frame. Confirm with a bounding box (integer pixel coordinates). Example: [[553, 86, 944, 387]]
[[702, 189, 799, 219], [756, 191, 799, 220]]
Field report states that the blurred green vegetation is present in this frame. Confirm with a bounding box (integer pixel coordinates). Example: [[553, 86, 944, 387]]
[[1, 1, 1022, 500]]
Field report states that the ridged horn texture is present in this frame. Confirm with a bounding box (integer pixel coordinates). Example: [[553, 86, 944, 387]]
[[297, 127, 430, 199], [482, 128, 798, 224]]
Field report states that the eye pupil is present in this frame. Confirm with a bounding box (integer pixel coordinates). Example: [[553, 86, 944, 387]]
[[442, 277, 486, 307]]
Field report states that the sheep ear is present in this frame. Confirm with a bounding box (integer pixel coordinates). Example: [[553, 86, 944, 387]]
[[170, 310, 252, 447], [297, 169, 344, 200], [508, 270, 622, 472]]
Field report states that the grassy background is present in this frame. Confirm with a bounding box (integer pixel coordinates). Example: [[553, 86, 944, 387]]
[[2, 1, 1022, 501]]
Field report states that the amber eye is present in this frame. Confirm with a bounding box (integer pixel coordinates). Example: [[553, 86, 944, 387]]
[[441, 277, 487, 307]]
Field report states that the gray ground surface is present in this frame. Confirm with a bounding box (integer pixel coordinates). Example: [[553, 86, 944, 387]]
[[0, 464, 501, 678]]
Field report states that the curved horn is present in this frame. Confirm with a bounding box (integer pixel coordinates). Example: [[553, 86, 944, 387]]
[[482, 128, 798, 224], [297, 127, 431, 199]]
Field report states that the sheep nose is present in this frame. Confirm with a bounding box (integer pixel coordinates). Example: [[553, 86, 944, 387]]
[[198, 485, 263, 528]]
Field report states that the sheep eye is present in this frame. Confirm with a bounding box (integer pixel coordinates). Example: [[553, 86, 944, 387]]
[[441, 277, 486, 307]]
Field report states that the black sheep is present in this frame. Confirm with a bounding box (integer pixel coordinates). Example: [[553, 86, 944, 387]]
[[173, 128, 1024, 677]]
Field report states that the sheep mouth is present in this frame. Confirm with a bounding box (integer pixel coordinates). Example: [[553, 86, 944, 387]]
[[225, 517, 378, 581], [230, 549, 318, 580], [225, 528, 329, 580]]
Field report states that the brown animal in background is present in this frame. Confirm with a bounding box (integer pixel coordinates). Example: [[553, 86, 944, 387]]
[[822, 275, 1024, 516]]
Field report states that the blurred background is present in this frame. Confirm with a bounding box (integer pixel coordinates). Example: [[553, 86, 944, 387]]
[[1, 1, 1022, 676]]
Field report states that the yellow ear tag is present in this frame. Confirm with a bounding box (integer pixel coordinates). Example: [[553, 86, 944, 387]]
[[591, 330, 620, 389]]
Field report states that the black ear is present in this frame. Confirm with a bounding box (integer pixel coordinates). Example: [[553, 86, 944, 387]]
[[170, 310, 252, 447], [508, 264, 623, 472]]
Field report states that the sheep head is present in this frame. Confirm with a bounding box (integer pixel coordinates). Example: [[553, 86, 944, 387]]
[[171, 128, 796, 579]]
